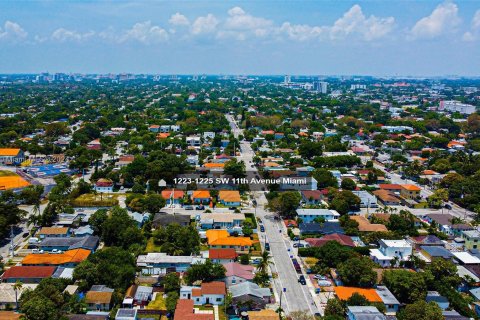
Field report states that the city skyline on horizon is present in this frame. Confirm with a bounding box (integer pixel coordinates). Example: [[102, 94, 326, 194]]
[[1, 1, 480, 76]]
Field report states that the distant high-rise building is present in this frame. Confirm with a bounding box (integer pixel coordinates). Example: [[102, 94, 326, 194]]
[[439, 100, 476, 115], [314, 81, 328, 94], [284, 75, 291, 85], [350, 84, 367, 90]]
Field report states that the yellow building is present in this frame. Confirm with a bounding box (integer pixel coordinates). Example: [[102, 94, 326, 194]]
[[400, 184, 421, 200]]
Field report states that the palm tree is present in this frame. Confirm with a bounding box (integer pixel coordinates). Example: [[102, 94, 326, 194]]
[[257, 250, 273, 274], [13, 281, 22, 310]]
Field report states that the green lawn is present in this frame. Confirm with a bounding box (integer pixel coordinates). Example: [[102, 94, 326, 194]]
[[146, 237, 162, 253], [147, 294, 166, 310]]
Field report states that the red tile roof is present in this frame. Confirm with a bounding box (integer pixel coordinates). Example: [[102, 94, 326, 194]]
[[378, 184, 402, 190], [174, 299, 214, 320], [305, 234, 355, 247], [209, 249, 237, 260], [1, 266, 56, 279], [201, 281, 226, 295]]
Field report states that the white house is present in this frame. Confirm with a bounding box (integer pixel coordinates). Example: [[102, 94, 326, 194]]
[[370, 239, 412, 267], [296, 209, 340, 223], [186, 136, 201, 147], [180, 282, 226, 305], [352, 191, 378, 208]]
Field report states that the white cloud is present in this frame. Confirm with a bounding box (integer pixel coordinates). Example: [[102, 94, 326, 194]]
[[0, 21, 28, 41], [191, 14, 218, 35], [119, 21, 169, 44], [169, 13, 190, 26], [278, 22, 325, 41], [51, 28, 95, 42], [330, 5, 395, 41], [216, 6, 273, 40], [410, 2, 460, 39], [462, 10, 480, 41]]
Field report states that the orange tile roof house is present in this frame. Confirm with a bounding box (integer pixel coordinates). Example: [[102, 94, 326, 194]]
[[174, 299, 214, 320], [180, 281, 226, 305], [0, 174, 30, 191], [350, 216, 388, 232], [162, 189, 185, 205], [37, 227, 70, 239], [400, 184, 422, 200], [22, 249, 90, 267], [192, 190, 211, 204], [1, 266, 56, 283], [0, 148, 24, 165], [206, 230, 254, 253], [218, 190, 241, 207], [334, 286, 383, 303], [85, 290, 113, 311]]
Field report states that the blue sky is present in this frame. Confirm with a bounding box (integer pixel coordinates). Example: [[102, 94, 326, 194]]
[[1, 0, 479, 76]]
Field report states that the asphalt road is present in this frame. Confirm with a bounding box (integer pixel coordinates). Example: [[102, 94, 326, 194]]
[[226, 114, 321, 315]]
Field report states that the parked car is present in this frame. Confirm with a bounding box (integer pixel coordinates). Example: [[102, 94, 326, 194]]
[[313, 274, 328, 280], [22, 232, 29, 238], [265, 243, 270, 251], [32, 249, 44, 254], [52, 249, 62, 254], [293, 243, 305, 248], [260, 225, 265, 232], [184, 205, 194, 210], [444, 203, 452, 210], [195, 205, 205, 210], [317, 280, 331, 287], [298, 275, 306, 285]]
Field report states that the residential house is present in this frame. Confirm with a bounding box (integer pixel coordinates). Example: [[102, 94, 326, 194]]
[[174, 299, 214, 320], [425, 214, 455, 236], [372, 190, 401, 206], [218, 190, 241, 207], [453, 252, 480, 265], [161, 190, 185, 205], [296, 209, 340, 223], [407, 235, 444, 250], [87, 139, 102, 150], [400, 184, 422, 200], [0, 283, 37, 310], [206, 230, 254, 253], [426, 291, 449, 310], [334, 287, 383, 303], [192, 190, 211, 204], [352, 191, 378, 208], [39, 236, 99, 253], [94, 178, 113, 193], [229, 282, 272, 309], [1, 266, 56, 283], [133, 286, 153, 307], [85, 287, 113, 311], [199, 213, 245, 231], [301, 190, 324, 205], [208, 249, 237, 264], [152, 213, 190, 228], [22, 249, 91, 267], [375, 286, 400, 314], [370, 239, 412, 267], [350, 216, 388, 233], [462, 230, 480, 250], [420, 246, 454, 262], [136, 252, 205, 275], [0, 148, 25, 165], [180, 282, 226, 305], [223, 262, 254, 287], [347, 306, 386, 320], [306, 234, 355, 248], [37, 227, 70, 239]]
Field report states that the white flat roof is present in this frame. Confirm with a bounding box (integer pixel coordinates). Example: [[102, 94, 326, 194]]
[[453, 252, 480, 264], [370, 249, 393, 261], [381, 239, 411, 248]]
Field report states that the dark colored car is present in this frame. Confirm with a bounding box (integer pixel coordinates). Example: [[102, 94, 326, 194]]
[[260, 225, 265, 232], [22, 232, 30, 238], [298, 275, 306, 285], [444, 203, 452, 210], [265, 243, 270, 251]]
